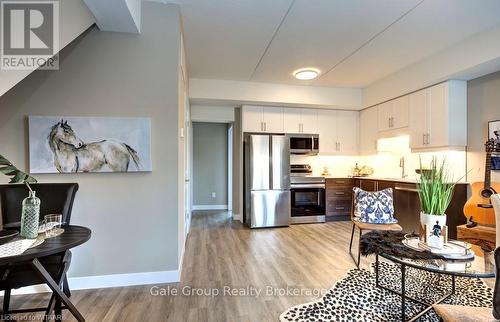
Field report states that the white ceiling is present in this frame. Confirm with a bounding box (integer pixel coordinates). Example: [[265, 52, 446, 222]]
[[169, 0, 500, 88]]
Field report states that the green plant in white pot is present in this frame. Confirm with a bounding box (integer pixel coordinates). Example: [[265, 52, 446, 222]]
[[0, 154, 39, 239], [417, 157, 457, 233]]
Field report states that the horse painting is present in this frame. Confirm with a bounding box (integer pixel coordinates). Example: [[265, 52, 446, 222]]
[[48, 120, 141, 172]]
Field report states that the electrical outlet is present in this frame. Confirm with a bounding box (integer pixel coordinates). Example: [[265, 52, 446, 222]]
[[211, 192, 216, 198]]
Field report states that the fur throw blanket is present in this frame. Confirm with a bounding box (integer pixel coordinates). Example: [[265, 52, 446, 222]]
[[360, 231, 446, 260]]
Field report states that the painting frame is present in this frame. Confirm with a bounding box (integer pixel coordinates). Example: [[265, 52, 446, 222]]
[[489, 119, 500, 142], [28, 116, 152, 174], [489, 119, 500, 171]]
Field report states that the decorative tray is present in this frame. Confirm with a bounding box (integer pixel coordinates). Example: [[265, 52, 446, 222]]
[[403, 236, 474, 261]]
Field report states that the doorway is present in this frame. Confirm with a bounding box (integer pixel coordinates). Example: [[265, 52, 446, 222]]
[[192, 122, 232, 211]]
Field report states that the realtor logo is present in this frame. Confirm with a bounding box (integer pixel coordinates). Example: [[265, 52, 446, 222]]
[[1, 1, 59, 70]]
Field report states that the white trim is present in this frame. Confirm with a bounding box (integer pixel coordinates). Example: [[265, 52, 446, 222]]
[[5, 270, 181, 295], [232, 213, 242, 222], [227, 124, 233, 212], [192, 204, 228, 210]]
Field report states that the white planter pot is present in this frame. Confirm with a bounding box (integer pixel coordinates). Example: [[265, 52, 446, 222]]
[[420, 212, 447, 249], [420, 212, 447, 230]]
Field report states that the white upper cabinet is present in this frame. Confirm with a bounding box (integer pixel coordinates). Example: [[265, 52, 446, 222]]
[[283, 108, 303, 133], [283, 108, 317, 134], [409, 89, 428, 149], [242, 105, 264, 132], [377, 96, 409, 132], [316, 110, 337, 154], [359, 106, 378, 155], [377, 101, 393, 132], [262, 106, 284, 133], [317, 110, 358, 155], [336, 111, 359, 154], [409, 81, 466, 150], [242, 106, 284, 133], [300, 109, 318, 134], [392, 96, 409, 129]]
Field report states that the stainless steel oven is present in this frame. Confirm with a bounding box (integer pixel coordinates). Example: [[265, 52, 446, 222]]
[[290, 176, 326, 224], [289, 134, 319, 155]]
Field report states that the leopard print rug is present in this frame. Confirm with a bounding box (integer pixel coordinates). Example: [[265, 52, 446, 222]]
[[280, 262, 492, 322]]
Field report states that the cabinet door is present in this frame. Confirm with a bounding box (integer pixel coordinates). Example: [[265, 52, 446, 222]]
[[316, 110, 337, 154], [336, 111, 358, 154], [377, 102, 392, 131], [392, 96, 409, 129], [300, 109, 318, 134], [428, 83, 448, 147], [262, 106, 284, 133], [359, 180, 377, 192], [409, 90, 428, 149], [359, 107, 378, 154], [283, 108, 302, 133], [242, 106, 263, 132]]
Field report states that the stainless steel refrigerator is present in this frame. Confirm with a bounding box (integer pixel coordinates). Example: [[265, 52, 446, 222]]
[[244, 134, 290, 228]]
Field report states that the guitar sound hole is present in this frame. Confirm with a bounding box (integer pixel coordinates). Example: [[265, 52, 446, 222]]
[[481, 189, 493, 199]]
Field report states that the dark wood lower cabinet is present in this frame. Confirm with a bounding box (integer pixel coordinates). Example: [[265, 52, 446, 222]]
[[326, 178, 353, 221]]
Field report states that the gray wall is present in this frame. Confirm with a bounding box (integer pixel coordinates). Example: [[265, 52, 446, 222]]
[[467, 70, 500, 183], [0, 2, 182, 277], [193, 123, 228, 206]]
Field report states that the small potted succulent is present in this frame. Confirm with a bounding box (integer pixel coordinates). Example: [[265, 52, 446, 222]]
[[417, 157, 457, 234], [0, 154, 39, 238]]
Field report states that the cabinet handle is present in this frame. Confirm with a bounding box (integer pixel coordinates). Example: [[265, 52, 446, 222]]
[[338, 142, 341, 151], [335, 207, 346, 210], [422, 134, 425, 145], [426, 133, 430, 145], [264, 122, 267, 132], [395, 186, 419, 193], [335, 192, 345, 195]]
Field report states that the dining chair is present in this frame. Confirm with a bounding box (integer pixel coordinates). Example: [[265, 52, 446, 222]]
[[493, 194, 500, 247], [433, 246, 500, 321], [349, 187, 402, 267], [0, 183, 78, 320]]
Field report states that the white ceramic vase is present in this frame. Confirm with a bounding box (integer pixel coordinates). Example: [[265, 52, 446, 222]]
[[420, 212, 447, 230]]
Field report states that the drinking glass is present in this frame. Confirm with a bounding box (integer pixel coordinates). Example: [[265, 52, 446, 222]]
[[44, 214, 63, 238]]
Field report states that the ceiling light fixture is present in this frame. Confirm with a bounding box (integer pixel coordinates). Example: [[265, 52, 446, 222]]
[[293, 68, 320, 80]]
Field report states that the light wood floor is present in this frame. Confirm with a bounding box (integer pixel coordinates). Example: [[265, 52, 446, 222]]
[[5, 212, 384, 321]]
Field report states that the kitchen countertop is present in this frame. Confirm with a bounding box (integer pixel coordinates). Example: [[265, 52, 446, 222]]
[[323, 176, 469, 185]]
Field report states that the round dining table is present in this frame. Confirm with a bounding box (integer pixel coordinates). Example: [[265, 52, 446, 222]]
[[0, 225, 91, 322]]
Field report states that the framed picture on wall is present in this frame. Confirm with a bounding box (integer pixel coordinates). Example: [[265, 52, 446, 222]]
[[29, 116, 152, 173], [489, 120, 500, 141], [489, 120, 500, 170]]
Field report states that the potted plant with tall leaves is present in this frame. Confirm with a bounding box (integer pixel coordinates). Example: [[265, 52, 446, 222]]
[[0, 154, 40, 239], [417, 157, 457, 231]]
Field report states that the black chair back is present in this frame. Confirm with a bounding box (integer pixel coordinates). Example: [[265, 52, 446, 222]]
[[0, 183, 78, 228]]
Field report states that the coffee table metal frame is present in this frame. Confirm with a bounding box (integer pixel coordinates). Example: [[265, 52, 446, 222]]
[[374, 253, 494, 322]]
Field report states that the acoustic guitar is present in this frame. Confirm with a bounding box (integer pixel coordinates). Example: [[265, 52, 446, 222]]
[[463, 139, 500, 225]]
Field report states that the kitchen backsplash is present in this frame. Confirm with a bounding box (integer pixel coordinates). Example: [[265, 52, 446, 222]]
[[291, 136, 468, 182]]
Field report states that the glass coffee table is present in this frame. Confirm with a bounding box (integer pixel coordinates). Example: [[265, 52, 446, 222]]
[[375, 244, 495, 322]]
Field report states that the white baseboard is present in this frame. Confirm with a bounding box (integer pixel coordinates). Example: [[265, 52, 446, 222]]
[[5, 270, 181, 295], [232, 213, 242, 222], [192, 204, 228, 210]]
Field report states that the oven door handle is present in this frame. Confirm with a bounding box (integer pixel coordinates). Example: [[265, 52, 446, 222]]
[[290, 184, 326, 189]]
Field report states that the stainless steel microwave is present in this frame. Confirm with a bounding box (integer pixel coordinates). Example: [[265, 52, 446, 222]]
[[289, 134, 319, 155]]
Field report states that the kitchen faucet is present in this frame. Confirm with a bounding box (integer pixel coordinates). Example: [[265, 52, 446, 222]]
[[400, 157, 408, 179]]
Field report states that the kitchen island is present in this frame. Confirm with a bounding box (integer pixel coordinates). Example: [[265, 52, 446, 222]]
[[325, 176, 469, 239]]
